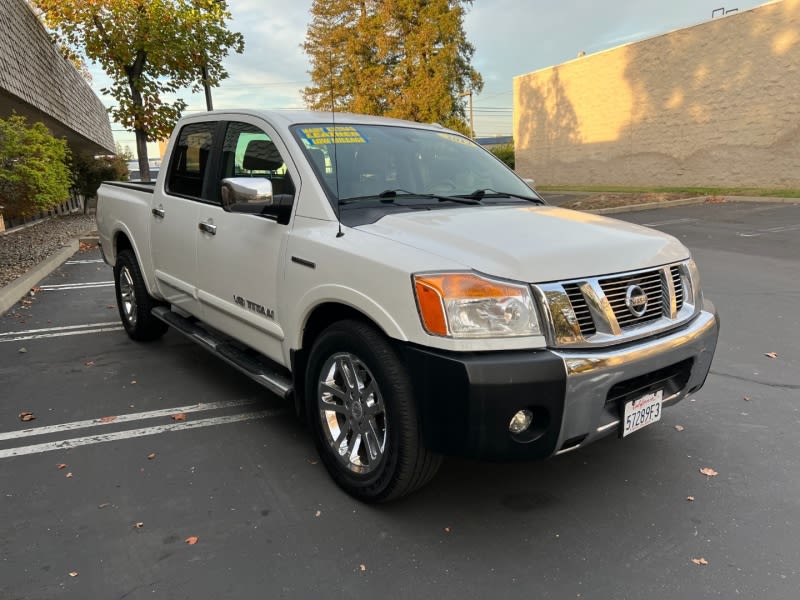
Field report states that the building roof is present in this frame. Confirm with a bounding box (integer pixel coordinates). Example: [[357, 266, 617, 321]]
[[0, 0, 114, 154]]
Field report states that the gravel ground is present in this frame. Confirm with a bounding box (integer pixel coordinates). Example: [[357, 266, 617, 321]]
[[0, 214, 96, 288]]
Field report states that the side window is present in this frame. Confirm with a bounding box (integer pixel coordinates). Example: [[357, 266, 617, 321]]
[[166, 122, 216, 200], [219, 122, 295, 197]]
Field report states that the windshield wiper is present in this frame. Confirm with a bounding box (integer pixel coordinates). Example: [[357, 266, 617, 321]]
[[467, 188, 546, 205], [379, 189, 481, 205]]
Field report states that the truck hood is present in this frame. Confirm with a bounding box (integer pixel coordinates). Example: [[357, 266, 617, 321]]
[[356, 205, 690, 282]]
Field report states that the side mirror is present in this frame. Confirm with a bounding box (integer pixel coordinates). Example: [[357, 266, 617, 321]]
[[221, 177, 274, 209], [220, 177, 293, 225]]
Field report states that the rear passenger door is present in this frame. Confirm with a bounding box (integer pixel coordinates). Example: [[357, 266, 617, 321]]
[[194, 119, 296, 364], [151, 121, 217, 315]]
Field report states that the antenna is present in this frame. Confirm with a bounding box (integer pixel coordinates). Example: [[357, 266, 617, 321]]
[[329, 55, 344, 238]]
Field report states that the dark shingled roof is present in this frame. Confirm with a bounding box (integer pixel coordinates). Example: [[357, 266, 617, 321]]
[[0, 0, 114, 154]]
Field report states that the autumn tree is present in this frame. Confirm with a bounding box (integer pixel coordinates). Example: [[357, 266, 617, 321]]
[[34, 0, 244, 181], [303, 0, 483, 134], [0, 115, 72, 220]]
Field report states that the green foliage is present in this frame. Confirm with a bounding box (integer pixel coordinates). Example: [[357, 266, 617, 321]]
[[72, 152, 129, 201], [0, 114, 72, 219], [35, 0, 244, 179], [303, 0, 483, 131], [490, 143, 515, 169]]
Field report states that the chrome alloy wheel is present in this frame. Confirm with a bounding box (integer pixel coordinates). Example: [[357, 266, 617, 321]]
[[118, 265, 138, 328], [317, 352, 387, 475]]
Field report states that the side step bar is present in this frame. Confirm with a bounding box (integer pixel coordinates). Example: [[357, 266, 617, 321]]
[[152, 306, 293, 401]]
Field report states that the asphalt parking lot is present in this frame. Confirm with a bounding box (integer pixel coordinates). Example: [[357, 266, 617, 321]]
[[1, 200, 799, 599]]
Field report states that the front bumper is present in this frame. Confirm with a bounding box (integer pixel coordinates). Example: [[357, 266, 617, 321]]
[[403, 301, 719, 461]]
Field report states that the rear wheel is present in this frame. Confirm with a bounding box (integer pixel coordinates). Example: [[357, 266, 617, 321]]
[[305, 320, 441, 502], [114, 249, 168, 342]]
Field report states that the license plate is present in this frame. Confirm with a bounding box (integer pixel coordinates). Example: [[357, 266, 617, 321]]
[[622, 390, 663, 437]]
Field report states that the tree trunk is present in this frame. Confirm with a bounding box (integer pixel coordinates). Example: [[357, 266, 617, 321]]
[[134, 127, 150, 182]]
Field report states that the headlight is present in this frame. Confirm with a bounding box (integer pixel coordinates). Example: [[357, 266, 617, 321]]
[[413, 272, 541, 338], [682, 258, 703, 308]]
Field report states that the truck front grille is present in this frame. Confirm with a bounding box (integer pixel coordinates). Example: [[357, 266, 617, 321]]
[[535, 261, 697, 348], [599, 269, 664, 329]]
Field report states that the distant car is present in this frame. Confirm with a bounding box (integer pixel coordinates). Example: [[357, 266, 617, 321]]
[[127, 169, 159, 182]]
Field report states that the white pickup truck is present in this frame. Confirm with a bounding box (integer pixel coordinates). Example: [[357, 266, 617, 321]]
[[97, 109, 719, 502]]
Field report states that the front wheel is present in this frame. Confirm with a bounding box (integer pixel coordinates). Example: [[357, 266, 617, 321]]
[[305, 320, 441, 502], [113, 249, 168, 342]]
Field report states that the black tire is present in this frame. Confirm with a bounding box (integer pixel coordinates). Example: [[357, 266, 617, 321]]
[[113, 249, 168, 342], [305, 320, 442, 503]]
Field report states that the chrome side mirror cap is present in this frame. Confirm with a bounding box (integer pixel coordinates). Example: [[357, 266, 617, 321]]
[[221, 177, 274, 209]]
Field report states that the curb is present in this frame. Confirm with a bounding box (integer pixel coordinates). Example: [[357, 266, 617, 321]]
[[586, 196, 710, 215], [0, 240, 78, 316], [582, 195, 799, 215]]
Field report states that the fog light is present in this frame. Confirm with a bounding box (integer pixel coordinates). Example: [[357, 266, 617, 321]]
[[509, 409, 534, 434]]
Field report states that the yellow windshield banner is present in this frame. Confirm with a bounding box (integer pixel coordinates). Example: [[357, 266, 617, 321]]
[[437, 132, 473, 146], [300, 126, 367, 145]]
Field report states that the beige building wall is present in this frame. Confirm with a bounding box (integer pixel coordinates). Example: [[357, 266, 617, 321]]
[[513, 0, 800, 188]]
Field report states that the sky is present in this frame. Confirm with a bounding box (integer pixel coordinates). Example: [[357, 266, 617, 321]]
[[89, 0, 772, 157]]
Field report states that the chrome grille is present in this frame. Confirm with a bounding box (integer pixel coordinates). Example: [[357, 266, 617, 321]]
[[534, 261, 698, 348], [564, 283, 596, 336], [670, 265, 685, 311], [599, 269, 664, 329]]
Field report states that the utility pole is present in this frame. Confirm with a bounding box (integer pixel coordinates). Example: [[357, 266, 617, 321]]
[[460, 90, 474, 138]]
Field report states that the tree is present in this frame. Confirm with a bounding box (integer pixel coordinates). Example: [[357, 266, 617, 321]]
[[0, 115, 72, 220], [303, 0, 483, 134], [72, 149, 130, 213], [34, 0, 244, 181]]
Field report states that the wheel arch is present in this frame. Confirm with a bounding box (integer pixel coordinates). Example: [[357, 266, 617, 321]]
[[111, 227, 161, 300], [290, 301, 400, 419]]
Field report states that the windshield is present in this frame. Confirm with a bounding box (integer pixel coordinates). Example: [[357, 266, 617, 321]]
[[291, 124, 537, 203]]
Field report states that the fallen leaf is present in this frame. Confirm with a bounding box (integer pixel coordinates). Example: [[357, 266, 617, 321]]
[[19, 411, 35, 422], [444, 527, 451, 533], [147, 453, 157, 460], [98, 503, 110, 509], [57, 463, 68, 470], [743, 396, 751, 401], [687, 496, 695, 502], [674, 425, 685, 432], [68, 571, 78, 577], [699, 467, 718, 477], [18, 347, 27, 354], [171, 413, 187, 422], [66, 472, 73, 478], [185, 536, 199, 545], [130, 380, 137, 385], [764, 352, 778, 359], [134, 522, 144, 529], [31, 286, 42, 293], [691, 558, 709, 566], [359, 564, 366, 572], [98, 415, 117, 424], [84, 360, 95, 367]]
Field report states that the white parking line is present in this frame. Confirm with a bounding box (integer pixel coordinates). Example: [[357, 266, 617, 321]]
[[65, 259, 105, 265], [737, 223, 800, 237], [0, 322, 120, 338], [0, 324, 123, 343], [0, 410, 282, 459], [643, 218, 699, 227], [39, 281, 114, 291], [0, 399, 259, 442]]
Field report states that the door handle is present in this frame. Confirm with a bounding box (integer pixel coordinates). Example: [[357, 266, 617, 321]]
[[152, 207, 165, 219], [198, 221, 217, 235]]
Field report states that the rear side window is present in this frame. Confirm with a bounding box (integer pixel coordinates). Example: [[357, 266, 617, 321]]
[[166, 122, 216, 199]]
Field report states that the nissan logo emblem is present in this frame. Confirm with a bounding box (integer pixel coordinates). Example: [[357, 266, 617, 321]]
[[625, 285, 648, 317]]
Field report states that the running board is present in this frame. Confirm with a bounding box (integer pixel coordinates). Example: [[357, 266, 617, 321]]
[[152, 306, 293, 401]]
